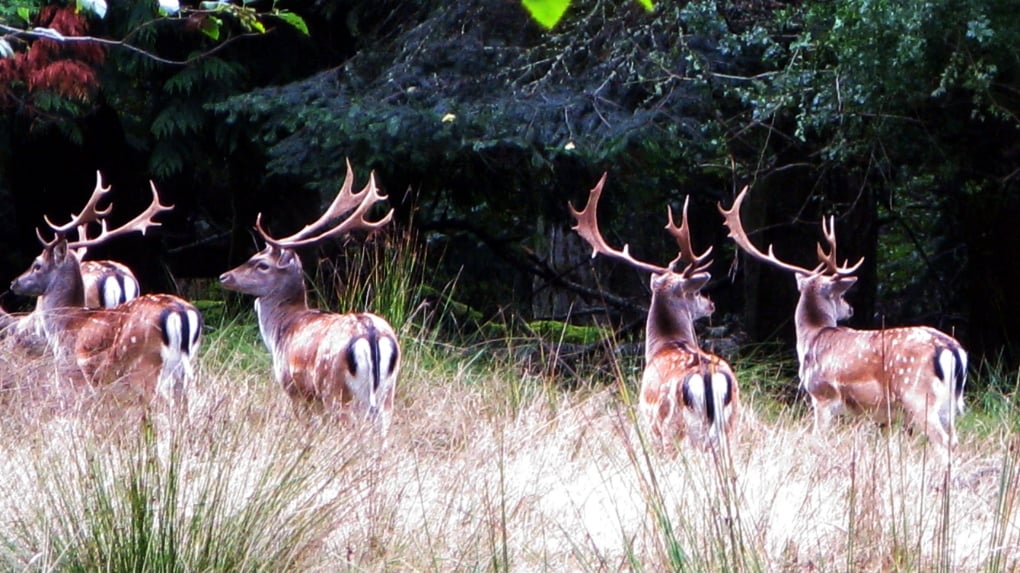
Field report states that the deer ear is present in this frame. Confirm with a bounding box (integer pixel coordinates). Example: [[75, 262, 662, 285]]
[[795, 273, 812, 292], [830, 276, 857, 296], [684, 272, 711, 293], [276, 248, 299, 269], [51, 236, 69, 261]]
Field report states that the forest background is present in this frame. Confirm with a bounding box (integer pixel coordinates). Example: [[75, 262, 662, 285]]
[[0, 0, 1017, 379]]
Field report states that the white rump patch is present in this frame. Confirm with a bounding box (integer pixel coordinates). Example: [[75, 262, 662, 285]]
[[378, 336, 398, 378], [123, 276, 139, 302], [684, 374, 706, 417], [158, 311, 186, 404], [100, 276, 125, 308], [185, 309, 202, 353], [157, 309, 200, 407], [349, 337, 376, 408], [709, 372, 730, 442], [937, 348, 955, 391]]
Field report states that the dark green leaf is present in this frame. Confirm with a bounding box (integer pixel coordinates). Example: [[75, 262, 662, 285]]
[[273, 11, 309, 36], [199, 16, 221, 41]]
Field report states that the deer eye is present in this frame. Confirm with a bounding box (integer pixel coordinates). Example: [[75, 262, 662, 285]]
[[256, 262, 271, 271]]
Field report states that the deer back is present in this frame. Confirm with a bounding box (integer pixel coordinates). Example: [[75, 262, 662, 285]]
[[802, 325, 966, 422]]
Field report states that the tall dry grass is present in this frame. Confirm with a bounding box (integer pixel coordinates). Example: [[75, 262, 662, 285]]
[[0, 229, 1016, 571], [0, 321, 1016, 572]]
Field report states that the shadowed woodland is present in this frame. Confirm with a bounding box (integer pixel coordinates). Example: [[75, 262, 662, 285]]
[[1, 0, 1018, 374]]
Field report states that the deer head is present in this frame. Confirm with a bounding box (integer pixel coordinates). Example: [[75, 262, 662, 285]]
[[220, 159, 392, 304], [11, 235, 82, 301], [718, 186, 861, 331], [569, 172, 716, 354]]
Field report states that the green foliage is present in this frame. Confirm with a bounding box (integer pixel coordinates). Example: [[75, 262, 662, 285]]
[[527, 319, 609, 345], [211, 0, 727, 187], [521, 0, 570, 29], [144, 55, 246, 178], [311, 228, 429, 335], [271, 10, 309, 36]]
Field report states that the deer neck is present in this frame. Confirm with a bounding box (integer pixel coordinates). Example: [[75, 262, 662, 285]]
[[253, 281, 309, 356], [794, 292, 840, 363], [37, 265, 86, 339], [644, 291, 698, 362]]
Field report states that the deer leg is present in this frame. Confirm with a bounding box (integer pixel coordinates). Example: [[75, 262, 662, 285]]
[[653, 380, 679, 451], [810, 394, 840, 433], [904, 388, 956, 453]]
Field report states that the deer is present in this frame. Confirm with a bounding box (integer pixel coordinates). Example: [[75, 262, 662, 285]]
[[219, 160, 400, 435], [8, 186, 202, 408], [3, 172, 166, 351], [719, 186, 967, 454], [569, 173, 740, 452]]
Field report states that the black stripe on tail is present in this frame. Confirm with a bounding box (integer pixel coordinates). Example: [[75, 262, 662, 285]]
[[952, 347, 966, 399], [681, 370, 735, 425], [346, 317, 383, 394], [159, 303, 201, 355]]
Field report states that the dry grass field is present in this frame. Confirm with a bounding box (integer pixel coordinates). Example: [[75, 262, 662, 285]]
[[0, 317, 1016, 572]]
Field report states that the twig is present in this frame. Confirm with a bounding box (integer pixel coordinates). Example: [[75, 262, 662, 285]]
[[0, 23, 262, 66]]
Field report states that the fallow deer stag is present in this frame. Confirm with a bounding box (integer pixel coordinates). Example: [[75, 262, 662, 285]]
[[9, 190, 201, 407], [570, 173, 740, 451], [3, 172, 170, 349], [219, 161, 400, 435], [719, 186, 967, 453]]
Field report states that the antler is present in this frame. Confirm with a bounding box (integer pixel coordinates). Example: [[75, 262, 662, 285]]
[[664, 196, 713, 277], [255, 160, 393, 249], [718, 185, 862, 277], [817, 215, 864, 275], [44, 171, 113, 234], [67, 180, 174, 251], [568, 173, 671, 275]]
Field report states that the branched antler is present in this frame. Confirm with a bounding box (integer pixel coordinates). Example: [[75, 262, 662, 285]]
[[664, 196, 713, 277], [718, 185, 862, 277], [569, 172, 713, 276], [42, 173, 173, 256], [255, 159, 393, 250]]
